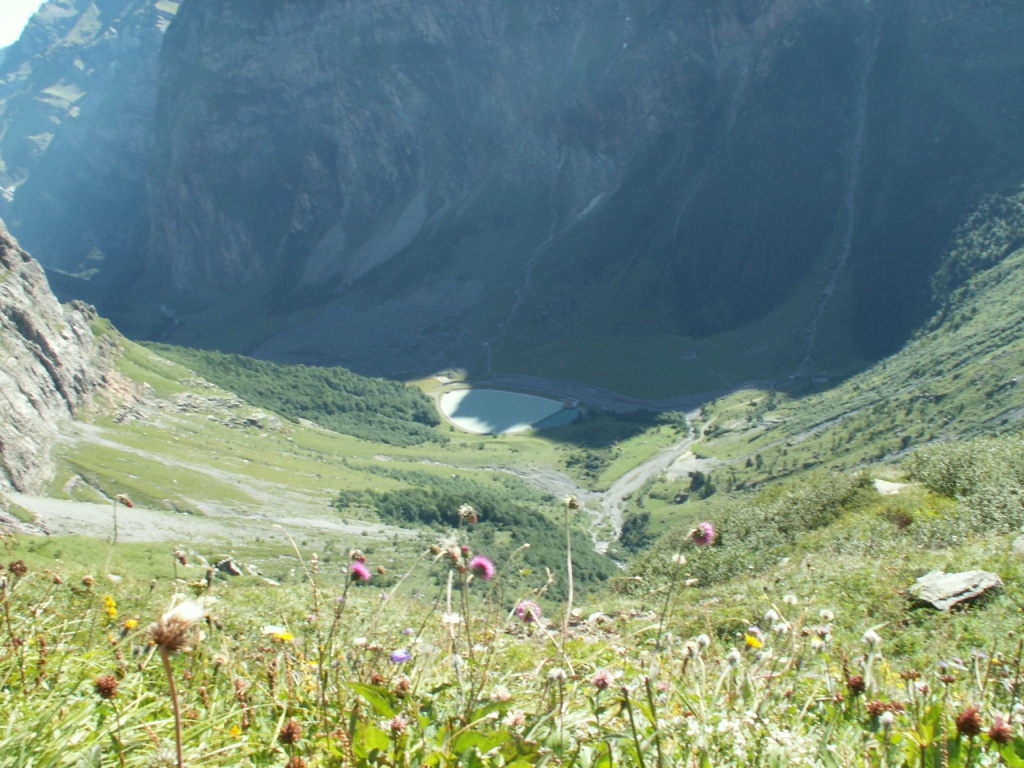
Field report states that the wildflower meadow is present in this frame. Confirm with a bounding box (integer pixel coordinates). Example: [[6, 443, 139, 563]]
[[2, 506, 1024, 768]]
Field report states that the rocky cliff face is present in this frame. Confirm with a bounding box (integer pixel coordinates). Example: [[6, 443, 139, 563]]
[[0, 0, 177, 298], [3, 0, 1023, 387], [138, 0, 1024, 379], [0, 221, 114, 494]]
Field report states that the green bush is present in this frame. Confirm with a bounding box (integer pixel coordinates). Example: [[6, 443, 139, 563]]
[[148, 344, 443, 446]]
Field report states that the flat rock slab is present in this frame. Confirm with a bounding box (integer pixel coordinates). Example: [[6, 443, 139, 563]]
[[1013, 535, 1024, 555], [910, 569, 1002, 611]]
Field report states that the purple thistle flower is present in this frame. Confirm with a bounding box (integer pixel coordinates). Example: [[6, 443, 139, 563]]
[[691, 521, 716, 546], [592, 669, 614, 691], [468, 555, 496, 580], [350, 560, 371, 581], [515, 600, 542, 623], [390, 648, 411, 663]]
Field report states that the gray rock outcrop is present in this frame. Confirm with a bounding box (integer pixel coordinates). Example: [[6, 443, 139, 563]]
[[910, 569, 1003, 612], [0, 221, 114, 493]]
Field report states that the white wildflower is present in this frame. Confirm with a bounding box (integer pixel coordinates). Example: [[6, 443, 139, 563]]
[[491, 685, 511, 702]]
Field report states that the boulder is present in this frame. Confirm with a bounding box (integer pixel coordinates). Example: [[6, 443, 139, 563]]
[[1012, 535, 1024, 555], [910, 570, 1002, 611], [214, 557, 243, 576]]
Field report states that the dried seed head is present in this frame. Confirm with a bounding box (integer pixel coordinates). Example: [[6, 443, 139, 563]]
[[955, 705, 983, 739], [846, 675, 866, 696], [279, 718, 303, 745], [989, 716, 1013, 745], [94, 673, 119, 699]]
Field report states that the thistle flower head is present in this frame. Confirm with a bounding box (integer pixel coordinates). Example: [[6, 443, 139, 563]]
[[515, 600, 542, 623], [468, 555, 496, 580], [690, 522, 715, 546], [989, 715, 1013, 745], [390, 648, 411, 663], [862, 629, 882, 649], [389, 714, 408, 736], [458, 504, 478, 523], [564, 495, 581, 510], [149, 599, 207, 653], [592, 669, 615, 690], [491, 685, 512, 701], [349, 561, 371, 582]]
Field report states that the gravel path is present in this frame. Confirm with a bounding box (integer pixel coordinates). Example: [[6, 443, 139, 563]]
[[8, 492, 419, 545]]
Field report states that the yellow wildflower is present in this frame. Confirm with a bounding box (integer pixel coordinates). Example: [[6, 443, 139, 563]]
[[744, 633, 763, 649], [103, 594, 118, 622]]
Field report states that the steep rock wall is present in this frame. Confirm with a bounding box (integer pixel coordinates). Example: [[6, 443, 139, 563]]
[[0, 221, 114, 493]]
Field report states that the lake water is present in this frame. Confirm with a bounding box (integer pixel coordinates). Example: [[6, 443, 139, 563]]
[[439, 388, 579, 435]]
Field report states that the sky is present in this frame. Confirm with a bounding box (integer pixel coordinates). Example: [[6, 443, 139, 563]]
[[0, 0, 44, 49]]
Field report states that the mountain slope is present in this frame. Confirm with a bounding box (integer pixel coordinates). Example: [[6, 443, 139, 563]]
[[133, 0, 1024, 390], [0, 0, 177, 296], [0, 1, 1022, 398]]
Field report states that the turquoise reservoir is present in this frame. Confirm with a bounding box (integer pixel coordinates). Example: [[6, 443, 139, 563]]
[[439, 388, 579, 435]]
